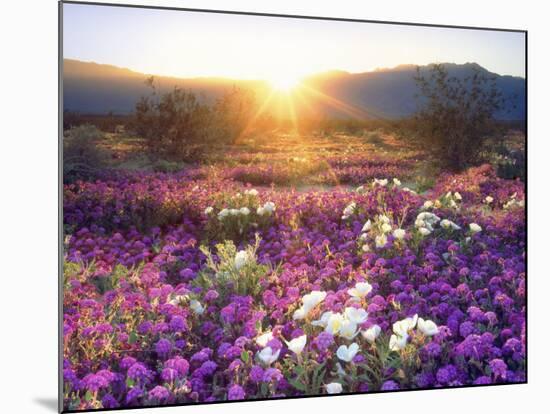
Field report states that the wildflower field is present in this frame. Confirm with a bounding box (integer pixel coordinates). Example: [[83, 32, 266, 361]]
[[62, 132, 526, 410]]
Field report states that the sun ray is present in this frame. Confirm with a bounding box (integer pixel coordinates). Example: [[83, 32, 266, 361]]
[[233, 89, 276, 144], [300, 84, 387, 120], [292, 87, 317, 119], [285, 93, 299, 134]]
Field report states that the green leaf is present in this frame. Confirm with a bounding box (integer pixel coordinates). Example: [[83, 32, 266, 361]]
[[312, 368, 327, 393], [288, 378, 307, 392], [313, 361, 326, 375], [241, 350, 249, 364], [128, 331, 138, 344], [126, 377, 135, 388], [294, 365, 305, 376], [84, 390, 93, 402]]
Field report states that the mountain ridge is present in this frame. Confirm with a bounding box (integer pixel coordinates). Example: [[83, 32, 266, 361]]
[[63, 59, 526, 120]]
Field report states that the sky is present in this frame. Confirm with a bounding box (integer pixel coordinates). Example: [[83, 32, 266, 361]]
[[62, 3, 526, 83]]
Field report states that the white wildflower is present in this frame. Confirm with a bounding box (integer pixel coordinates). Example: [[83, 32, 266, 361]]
[[286, 335, 307, 355], [325, 312, 345, 336], [294, 291, 327, 321], [417, 318, 439, 336], [347, 282, 373, 299], [393, 228, 406, 240], [361, 220, 372, 232], [419, 227, 431, 236], [381, 223, 392, 234], [263, 201, 276, 214], [342, 202, 357, 220], [245, 189, 259, 196], [339, 319, 359, 340], [393, 314, 418, 337], [257, 347, 280, 365], [440, 219, 461, 230], [256, 331, 274, 347], [218, 208, 229, 220], [344, 307, 368, 325], [375, 234, 387, 248], [469, 223, 482, 233], [302, 291, 327, 314], [389, 334, 408, 351], [378, 214, 391, 224], [234, 250, 249, 270], [189, 300, 204, 315], [292, 307, 307, 321], [336, 343, 359, 362], [311, 311, 333, 327], [373, 178, 388, 187], [362, 324, 381, 344], [325, 382, 343, 394]]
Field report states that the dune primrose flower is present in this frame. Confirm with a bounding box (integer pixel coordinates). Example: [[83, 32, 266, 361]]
[[325, 382, 343, 394], [336, 343, 359, 362]]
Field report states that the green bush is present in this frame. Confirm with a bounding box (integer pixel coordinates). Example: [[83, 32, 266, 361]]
[[211, 86, 257, 144], [363, 130, 384, 145], [63, 124, 106, 181], [135, 80, 212, 160], [134, 77, 257, 161], [414, 64, 505, 171]]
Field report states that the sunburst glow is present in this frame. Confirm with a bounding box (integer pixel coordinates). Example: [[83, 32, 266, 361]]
[[269, 74, 302, 92]]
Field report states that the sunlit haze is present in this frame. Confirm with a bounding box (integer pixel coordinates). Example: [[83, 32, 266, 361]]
[[63, 3, 526, 83]]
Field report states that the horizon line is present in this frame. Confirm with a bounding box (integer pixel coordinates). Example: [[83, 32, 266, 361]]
[[63, 57, 526, 82]]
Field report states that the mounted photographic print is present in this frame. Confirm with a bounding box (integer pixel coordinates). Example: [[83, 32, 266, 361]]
[[60, 1, 527, 412]]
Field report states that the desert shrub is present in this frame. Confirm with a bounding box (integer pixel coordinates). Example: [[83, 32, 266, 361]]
[[135, 78, 257, 160], [63, 124, 106, 181], [414, 64, 506, 171], [363, 130, 384, 145], [212, 86, 257, 144], [135, 78, 213, 160], [63, 111, 133, 132]]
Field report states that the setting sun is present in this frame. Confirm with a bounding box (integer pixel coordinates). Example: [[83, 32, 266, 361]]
[[269, 74, 302, 92]]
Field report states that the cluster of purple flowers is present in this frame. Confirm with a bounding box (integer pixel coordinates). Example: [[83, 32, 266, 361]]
[[63, 161, 525, 411]]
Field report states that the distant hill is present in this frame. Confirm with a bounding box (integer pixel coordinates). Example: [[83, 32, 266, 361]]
[[63, 59, 525, 120]]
